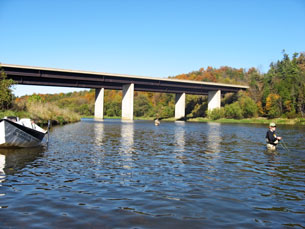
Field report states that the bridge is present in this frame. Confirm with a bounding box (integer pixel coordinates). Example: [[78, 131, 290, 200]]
[[1, 63, 249, 120]]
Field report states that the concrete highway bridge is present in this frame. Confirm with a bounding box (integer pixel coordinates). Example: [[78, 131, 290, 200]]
[[1, 63, 249, 120]]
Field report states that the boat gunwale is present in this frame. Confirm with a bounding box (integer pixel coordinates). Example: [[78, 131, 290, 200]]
[[0, 119, 46, 142]]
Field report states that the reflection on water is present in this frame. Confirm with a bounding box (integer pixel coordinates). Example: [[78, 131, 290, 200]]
[[174, 121, 185, 152], [0, 120, 304, 228], [206, 122, 221, 154], [0, 154, 5, 186], [0, 147, 45, 200], [120, 121, 134, 170], [0, 147, 44, 175], [204, 122, 222, 174], [174, 121, 185, 167], [120, 121, 134, 153], [94, 122, 104, 147]]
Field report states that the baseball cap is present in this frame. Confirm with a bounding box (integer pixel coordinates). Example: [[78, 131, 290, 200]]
[[269, 122, 276, 127]]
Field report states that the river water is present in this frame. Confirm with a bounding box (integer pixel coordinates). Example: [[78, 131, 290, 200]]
[[0, 119, 304, 228]]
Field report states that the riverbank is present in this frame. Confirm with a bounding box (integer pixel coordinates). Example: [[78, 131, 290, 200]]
[[186, 117, 305, 125], [2, 109, 304, 126], [105, 116, 305, 125]]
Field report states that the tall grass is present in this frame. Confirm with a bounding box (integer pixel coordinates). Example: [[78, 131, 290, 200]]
[[26, 102, 80, 125]]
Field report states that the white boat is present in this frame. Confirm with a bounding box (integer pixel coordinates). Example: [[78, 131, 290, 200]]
[[0, 117, 47, 148]]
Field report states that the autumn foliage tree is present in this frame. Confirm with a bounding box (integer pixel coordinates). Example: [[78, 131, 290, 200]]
[[265, 94, 282, 118], [10, 51, 305, 120]]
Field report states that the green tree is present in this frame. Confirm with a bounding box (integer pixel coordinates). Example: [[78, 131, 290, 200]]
[[152, 93, 175, 118], [224, 102, 243, 119], [134, 94, 152, 117], [241, 97, 258, 118], [186, 95, 207, 118], [207, 107, 225, 120], [295, 52, 305, 116], [237, 92, 258, 118], [0, 71, 15, 110], [28, 94, 43, 103], [245, 67, 264, 103], [262, 52, 305, 117]]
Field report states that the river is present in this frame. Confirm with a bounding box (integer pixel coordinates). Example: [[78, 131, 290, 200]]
[[0, 119, 304, 228]]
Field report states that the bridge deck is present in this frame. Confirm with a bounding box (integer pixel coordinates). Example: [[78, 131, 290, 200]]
[[1, 63, 249, 95]]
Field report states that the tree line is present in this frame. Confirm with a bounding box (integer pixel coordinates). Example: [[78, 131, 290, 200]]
[[1, 51, 304, 121]]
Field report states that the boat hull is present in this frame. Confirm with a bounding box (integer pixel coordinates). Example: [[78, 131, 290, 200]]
[[0, 119, 46, 148]]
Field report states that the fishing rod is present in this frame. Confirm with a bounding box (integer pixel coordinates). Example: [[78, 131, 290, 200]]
[[279, 139, 290, 152]]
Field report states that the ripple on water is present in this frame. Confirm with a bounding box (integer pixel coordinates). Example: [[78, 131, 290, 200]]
[[0, 120, 304, 228]]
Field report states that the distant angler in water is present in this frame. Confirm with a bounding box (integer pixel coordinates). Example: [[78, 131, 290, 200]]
[[154, 119, 160, 126], [265, 122, 282, 150]]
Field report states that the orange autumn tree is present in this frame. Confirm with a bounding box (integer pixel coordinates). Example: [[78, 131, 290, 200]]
[[265, 93, 282, 118]]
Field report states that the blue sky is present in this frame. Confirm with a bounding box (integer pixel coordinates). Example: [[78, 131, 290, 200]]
[[1, 0, 304, 96]]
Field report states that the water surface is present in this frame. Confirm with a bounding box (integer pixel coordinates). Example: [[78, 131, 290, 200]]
[[0, 119, 304, 228]]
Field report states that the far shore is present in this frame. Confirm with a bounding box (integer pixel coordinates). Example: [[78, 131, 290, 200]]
[[186, 117, 305, 125], [2, 111, 304, 126], [86, 116, 305, 125]]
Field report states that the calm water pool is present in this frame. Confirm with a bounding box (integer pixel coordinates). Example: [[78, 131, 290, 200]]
[[0, 119, 304, 228]]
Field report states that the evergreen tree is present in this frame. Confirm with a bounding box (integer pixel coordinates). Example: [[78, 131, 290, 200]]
[[262, 52, 305, 117]]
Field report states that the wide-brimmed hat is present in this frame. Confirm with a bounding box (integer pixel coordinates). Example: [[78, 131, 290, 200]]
[[269, 122, 276, 127]]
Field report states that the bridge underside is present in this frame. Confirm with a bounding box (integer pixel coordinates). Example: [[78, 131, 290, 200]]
[[1, 64, 248, 120]]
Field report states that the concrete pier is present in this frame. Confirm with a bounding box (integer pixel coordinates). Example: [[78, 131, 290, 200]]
[[208, 90, 221, 110], [94, 88, 104, 119], [122, 84, 134, 120], [175, 93, 186, 120]]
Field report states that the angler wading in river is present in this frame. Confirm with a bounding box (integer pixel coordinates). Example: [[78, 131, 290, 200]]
[[265, 122, 282, 151]]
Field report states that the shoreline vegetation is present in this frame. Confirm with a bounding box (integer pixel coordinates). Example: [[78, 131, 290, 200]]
[[1, 106, 304, 128], [90, 116, 305, 125], [0, 102, 80, 126], [1, 107, 304, 127], [161, 117, 305, 125], [1, 52, 304, 126], [187, 117, 305, 125]]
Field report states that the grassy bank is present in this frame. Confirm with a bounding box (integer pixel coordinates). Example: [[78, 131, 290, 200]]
[[187, 117, 305, 125]]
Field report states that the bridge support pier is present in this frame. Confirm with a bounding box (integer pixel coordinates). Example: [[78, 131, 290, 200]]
[[94, 88, 104, 119], [208, 90, 221, 111], [175, 93, 186, 120], [122, 83, 134, 120]]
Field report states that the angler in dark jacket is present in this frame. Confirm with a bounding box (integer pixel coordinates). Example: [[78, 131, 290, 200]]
[[266, 122, 282, 150]]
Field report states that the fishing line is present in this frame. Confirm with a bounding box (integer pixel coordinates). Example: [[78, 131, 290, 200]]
[[280, 139, 290, 152], [282, 139, 290, 151], [276, 130, 290, 152]]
